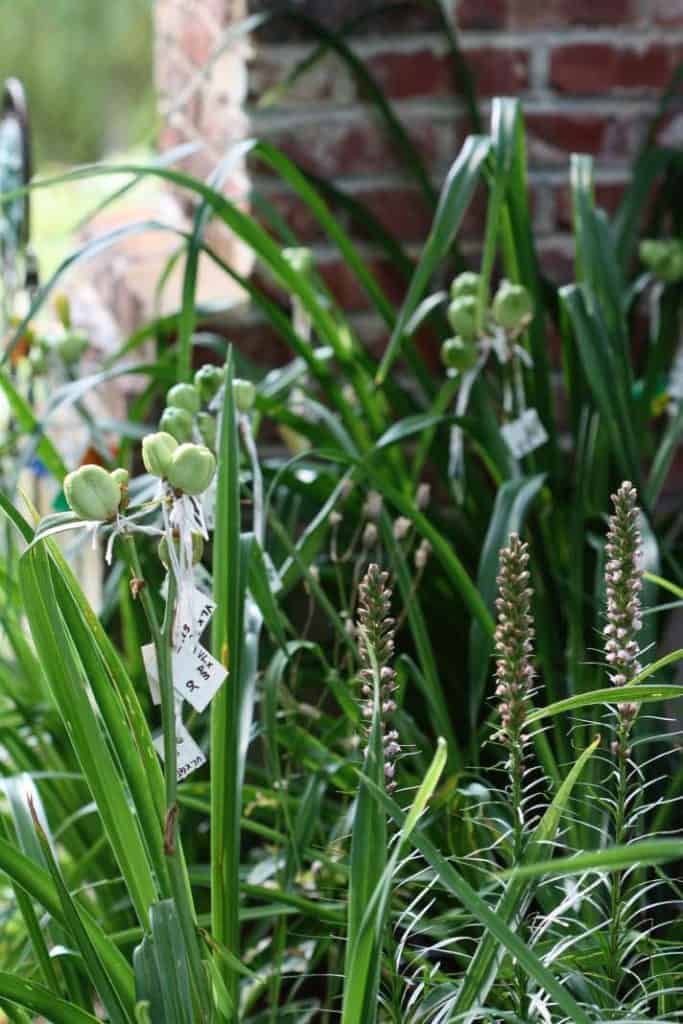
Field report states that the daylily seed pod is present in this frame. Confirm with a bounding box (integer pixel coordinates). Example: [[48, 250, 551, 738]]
[[142, 432, 178, 478], [167, 383, 200, 414], [233, 378, 256, 412], [159, 406, 193, 443], [194, 364, 224, 403], [449, 271, 480, 301], [167, 443, 216, 496], [64, 464, 121, 521]]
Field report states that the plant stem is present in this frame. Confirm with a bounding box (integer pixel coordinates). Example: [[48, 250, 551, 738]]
[[607, 744, 628, 996], [121, 533, 210, 1020]]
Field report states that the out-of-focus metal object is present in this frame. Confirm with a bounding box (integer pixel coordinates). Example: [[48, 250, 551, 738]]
[[0, 78, 37, 312]]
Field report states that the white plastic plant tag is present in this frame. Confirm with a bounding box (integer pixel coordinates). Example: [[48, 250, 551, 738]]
[[202, 475, 217, 531], [153, 721, 206, 781], [172, 642, 228, 714], [142, 643, 161, 705], [194, 562, 213, 597], [501, 408, 548, 459], [668, 340, 683, 400], [175, 588, 216, 651]]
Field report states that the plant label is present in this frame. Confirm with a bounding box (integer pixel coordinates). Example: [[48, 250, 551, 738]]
[[142, 643, 162, 705], [175, 588, 216, 650], [202, 475, 217, 531], [501, 408, 548, 459], [153, 721, 206, 781], [172, 643, 228, 713]]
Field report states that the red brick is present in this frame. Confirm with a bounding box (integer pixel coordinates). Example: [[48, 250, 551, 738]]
[[526, 113, 610, 163], [368, 46, 528, 99], [222, 319, 289, 367], [458, 0, 507, 30], [654, 0, 683, 26], [537, 238, 574, 284], [250, 46, 528, 106], [180, 15, 215, 66], [550, 43, 683, 95], [507, 0, 638, 27], [251, 112, 463, 178], [457, 0, 638, 27], [249, 0, 438, 40], [253, 184, 434, 244], [318, 256, 407, 311], [554, 181, 627, 230], [525, 112, 646, 165]]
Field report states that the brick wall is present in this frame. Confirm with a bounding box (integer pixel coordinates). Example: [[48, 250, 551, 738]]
[[156, 0, 683, 351]]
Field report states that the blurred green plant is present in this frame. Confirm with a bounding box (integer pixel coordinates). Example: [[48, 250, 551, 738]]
[[0, 0, 155, 165]]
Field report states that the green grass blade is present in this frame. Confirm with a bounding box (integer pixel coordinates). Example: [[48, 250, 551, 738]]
[[526, 682, 683, 725], [501, 838, 683, 881], [376, 134, 491, 384], [0, 834, 134, 1004], [19, 544, 159, 926], [0, 370, 67, 482], [0, 974, 100, 1024], [453, 735, 600, 1016], [211, 352, 247, 1018], [30, 803, 132, 1024], [370, 779, 592, 1023]]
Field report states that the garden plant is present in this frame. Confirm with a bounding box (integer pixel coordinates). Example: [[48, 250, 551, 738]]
[[0, 10, 681, 1023]]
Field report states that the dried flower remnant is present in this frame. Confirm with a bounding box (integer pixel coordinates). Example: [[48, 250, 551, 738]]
[[604, 481, 643, 756], [494, 534, 535, 753], [363, 490, 383, 521], [357, 564, 399, 790]]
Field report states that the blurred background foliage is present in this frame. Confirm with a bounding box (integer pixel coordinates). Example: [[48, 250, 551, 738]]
[[0, 0, 156, 166]]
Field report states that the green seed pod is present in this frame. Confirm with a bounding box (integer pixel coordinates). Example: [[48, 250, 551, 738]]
[[110, 468, 130, 511], [233, 378, 256, 412], [142, 431, 178, 478], [159, 406, 193, 443], [492, 280, 533, 330], [167, 443, 216, 496], [450, 271, 480, 301], [447, 295, 478, 340], [28, 344, 48, 376], [54, 330, 89, 365], [640, 239, 683, 283], [282, 246, 313, 275], [167, 382, 201, 414], [440, 336, 478, 372], [196, 411, 217, 449], [194, 364, 224, 403], [158, 531, 204, 569], [64, 464, 121, 521], [54, 292, 71, 329]]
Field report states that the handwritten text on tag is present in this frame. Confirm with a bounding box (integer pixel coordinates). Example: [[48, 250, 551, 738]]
[[501, 408, 548, 460], [172, 644, 227, 713], [153, 721, 206, 781], [175, 588, 216, 651]]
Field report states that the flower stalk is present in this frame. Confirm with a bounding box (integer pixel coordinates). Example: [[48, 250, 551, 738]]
[[357, 564, 400, 790], [603, 481, 644, 993]]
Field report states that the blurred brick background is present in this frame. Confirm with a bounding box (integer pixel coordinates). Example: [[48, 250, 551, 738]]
[[155, 0, 683, 354]]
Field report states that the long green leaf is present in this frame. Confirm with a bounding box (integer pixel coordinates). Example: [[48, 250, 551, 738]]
[[452, 736, 600, 1016], [376, 134, 491, 384], [19, 544, 159, 927]]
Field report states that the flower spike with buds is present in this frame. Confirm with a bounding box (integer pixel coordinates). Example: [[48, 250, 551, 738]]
[[604, 480, 643, 756], [357, 564, 400, 790], [493, 533, 535, 752], [603, 481, 645, 990]]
